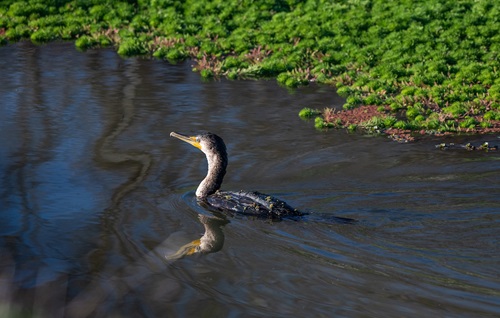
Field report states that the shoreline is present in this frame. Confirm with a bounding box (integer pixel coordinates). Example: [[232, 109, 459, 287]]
[[1, 0, 500, 136]]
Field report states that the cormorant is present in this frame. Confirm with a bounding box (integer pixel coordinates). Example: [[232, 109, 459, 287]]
[[170, 132, 305, 220]]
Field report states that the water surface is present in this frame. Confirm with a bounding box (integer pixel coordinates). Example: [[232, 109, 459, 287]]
[[1, 42, 499, 317]]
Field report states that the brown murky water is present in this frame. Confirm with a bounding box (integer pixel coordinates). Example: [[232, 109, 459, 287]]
[[1, 42, 499, 317]]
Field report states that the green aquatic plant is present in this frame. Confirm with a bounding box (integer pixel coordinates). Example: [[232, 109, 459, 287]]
[[383, 116, 397, 128], [480, 121, 492, 129], [298, 107, 321, 119], [394, 120, 410, 130], [75, 35, 97, 50], [347, 124, 357, 132], [7, 2, 51, 18], [200, 69, 214, 79], [314, 116, 332, 130], [423, 118, 440, 130], [153, 46, 186, 62], [4, 25, 30, 40], [117, 37, 147, 56], [360, 115, 397, 133], [277, 71, 308, 88], [30, 27, 58, 43], [459, 117, 478, 129], [0, 0, 499, 135], [484, 110, 500, 121], [443, 103, 468, 118]]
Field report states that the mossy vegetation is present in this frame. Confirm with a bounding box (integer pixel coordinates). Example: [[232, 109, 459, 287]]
[[1, 0, 500, 135], [298, 107, 321, 119]]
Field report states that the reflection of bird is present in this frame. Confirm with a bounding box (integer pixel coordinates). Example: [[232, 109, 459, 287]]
[[170, 132, 305, 220], [166, 214, 229, 259]]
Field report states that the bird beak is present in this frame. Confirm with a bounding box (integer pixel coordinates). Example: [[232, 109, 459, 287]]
[[186, 239, 201, 255], [165, 239, 201, 260], [170, 132, 202, 150]]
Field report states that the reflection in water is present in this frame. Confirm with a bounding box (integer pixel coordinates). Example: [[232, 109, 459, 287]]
[[65, 213, 227, 317], [166, 213, 229, 259], [0, 43, 103, 290], [95, 59, 152, 207]]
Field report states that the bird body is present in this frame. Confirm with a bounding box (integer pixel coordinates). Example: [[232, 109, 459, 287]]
[[204, 190, 303, 219], [170, 132, 305, 220]]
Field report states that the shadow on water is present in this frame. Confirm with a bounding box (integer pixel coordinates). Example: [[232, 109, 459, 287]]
[[0, 42, 499, 317]]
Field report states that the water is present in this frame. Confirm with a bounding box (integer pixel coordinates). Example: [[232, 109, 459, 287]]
[[0, 41, 499, 317]]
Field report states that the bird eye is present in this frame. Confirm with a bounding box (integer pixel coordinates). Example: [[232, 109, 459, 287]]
[[196, 137, 200, 143]]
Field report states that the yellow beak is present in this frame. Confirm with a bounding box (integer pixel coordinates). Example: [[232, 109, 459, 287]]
[[165, 239, 201, 260], [170, 132, 202, 150], [186, 239, 201, 255]]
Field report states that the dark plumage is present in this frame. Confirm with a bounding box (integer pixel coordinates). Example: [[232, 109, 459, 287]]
[[170, 132, 305, 220]]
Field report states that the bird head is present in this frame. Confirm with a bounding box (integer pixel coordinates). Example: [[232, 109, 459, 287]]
[[170, 132, 227, 157]]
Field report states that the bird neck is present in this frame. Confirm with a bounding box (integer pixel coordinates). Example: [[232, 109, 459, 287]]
[[196, 152, 227, 198]]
